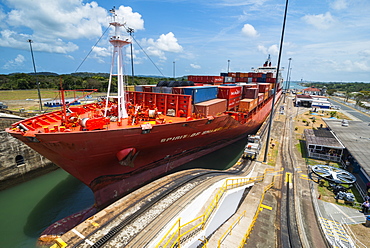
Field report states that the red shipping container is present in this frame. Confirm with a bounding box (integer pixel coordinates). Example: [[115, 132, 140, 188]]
[[227, 96, 241, 110], [252, 77, 258, 82], [243, 83, 257, 88], [266, 78, 276, 83], [235, 77, 248, 82], [142, 85, 155, 92], [266, 72, 273, 78], [217, 86, 242, 99], [188, 75, 224, 84], [248, 72, 255, 77], [258, 83, 271, 93], [258, 93, 264, 103], [228, 72, 237, 78], [243, 87, 259, 99], [255, 73, 263, 78]]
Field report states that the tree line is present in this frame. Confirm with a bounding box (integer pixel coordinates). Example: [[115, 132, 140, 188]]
[[302, 82, 370, 94], [0, 72, 162, 92]]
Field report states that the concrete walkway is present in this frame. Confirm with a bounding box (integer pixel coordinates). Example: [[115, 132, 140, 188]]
[[206, 162, 277, 247]]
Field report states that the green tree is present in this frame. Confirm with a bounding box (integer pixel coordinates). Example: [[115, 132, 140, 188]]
[[326, 89, 337, 96]]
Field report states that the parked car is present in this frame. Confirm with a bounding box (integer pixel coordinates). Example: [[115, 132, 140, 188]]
[[0, 102, 8, 109]]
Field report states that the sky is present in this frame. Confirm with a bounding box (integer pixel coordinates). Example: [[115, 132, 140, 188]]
[[0, 0, 369, 82]]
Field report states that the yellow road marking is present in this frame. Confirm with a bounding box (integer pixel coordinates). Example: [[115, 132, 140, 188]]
[[260, 204, 273, 210], [92, 222, 100, 227], [300, 176, 315, 182], [285, 172, 292, 183]]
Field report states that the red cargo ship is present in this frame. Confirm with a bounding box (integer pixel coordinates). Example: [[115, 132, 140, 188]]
[[6, 11, 282, 237]]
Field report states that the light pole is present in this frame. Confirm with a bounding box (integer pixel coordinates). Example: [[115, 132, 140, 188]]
[[283, 58, 292, 103], [227, 60, 230, 73], [285, 58, 292, 91], [127, 27, 135, 85], [263, 0, 289, 163], [173, 61, 175, 79], [28, 39, 43, 112]]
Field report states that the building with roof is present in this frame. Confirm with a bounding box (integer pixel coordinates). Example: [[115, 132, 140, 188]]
[[295, 94, 332, 109], [323, 119, 370, 195], [303, 86, 323, 96], [304, 128, 345, 162]]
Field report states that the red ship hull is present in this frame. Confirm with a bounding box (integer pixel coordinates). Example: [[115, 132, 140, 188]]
[[10, 90, 281, 209]]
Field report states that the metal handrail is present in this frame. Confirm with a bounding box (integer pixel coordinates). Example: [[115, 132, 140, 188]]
[[155, 168, 278, 248]]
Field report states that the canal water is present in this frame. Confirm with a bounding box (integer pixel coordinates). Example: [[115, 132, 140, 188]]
[[0, 138, 246, 248]]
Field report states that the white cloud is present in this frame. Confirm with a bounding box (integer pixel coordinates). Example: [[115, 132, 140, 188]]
[[155, 32, 183, 53], [115, 6, 144, 31], [330, 0, 348, 10], [257, 44, 279, 56], [360, 50, 370, 57], [302, 12, 335, 29], [3, 54, 25, 69], [93, 46, 111, 58], [190, 64, 201, 69], [141, 32, 183, 60], [0, 0, 144, 54], [241, 24, 259, 38], [217, 0, 268, 7]]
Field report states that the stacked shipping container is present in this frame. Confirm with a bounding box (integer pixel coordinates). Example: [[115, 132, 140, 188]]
[[127, 69, 279, 117]]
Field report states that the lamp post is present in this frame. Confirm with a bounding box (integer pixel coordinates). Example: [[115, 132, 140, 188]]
[[227, 60, 230, 73], [28, 39, 43, 112]]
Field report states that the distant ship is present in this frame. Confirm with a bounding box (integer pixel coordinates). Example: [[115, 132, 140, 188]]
[[7, 9, 282, 237]]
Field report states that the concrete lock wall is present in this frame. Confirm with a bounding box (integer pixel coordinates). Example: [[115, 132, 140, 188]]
[[0, 131, 57, 189]]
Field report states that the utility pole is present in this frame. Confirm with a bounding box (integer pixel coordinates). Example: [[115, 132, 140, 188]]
[[28, 39, 43, 112]]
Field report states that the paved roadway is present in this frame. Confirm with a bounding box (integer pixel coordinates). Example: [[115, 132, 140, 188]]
[[329, 97, 370, 122]]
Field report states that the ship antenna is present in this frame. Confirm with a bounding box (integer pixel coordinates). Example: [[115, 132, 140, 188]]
[[104, 7, 131, 120]]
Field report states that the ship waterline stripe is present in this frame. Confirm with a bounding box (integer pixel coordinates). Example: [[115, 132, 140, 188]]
[[72, 228, 94, 245]]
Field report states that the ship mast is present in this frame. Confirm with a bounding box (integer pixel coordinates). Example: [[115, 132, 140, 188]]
[[105, 7, 131, 119]]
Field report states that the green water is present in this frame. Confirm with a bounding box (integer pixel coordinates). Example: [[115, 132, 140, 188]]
[[0, 139, 246, 248], [0, 169, 94, 248]]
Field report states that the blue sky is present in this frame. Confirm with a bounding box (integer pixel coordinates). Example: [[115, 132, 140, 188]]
[[0, 0, 369, 82]]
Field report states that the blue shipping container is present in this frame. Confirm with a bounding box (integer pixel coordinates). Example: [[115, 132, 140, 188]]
[[182, 86, 218, 103], [134, 85, 143, 92]]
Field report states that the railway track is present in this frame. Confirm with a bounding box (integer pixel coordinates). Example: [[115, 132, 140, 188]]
[[278, 95, 302, 248], [71, 155, 254, 247]]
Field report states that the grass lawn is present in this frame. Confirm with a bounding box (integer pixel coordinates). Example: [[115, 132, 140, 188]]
[[0, 89, 101, 111], [0, 89, 59, 100]]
